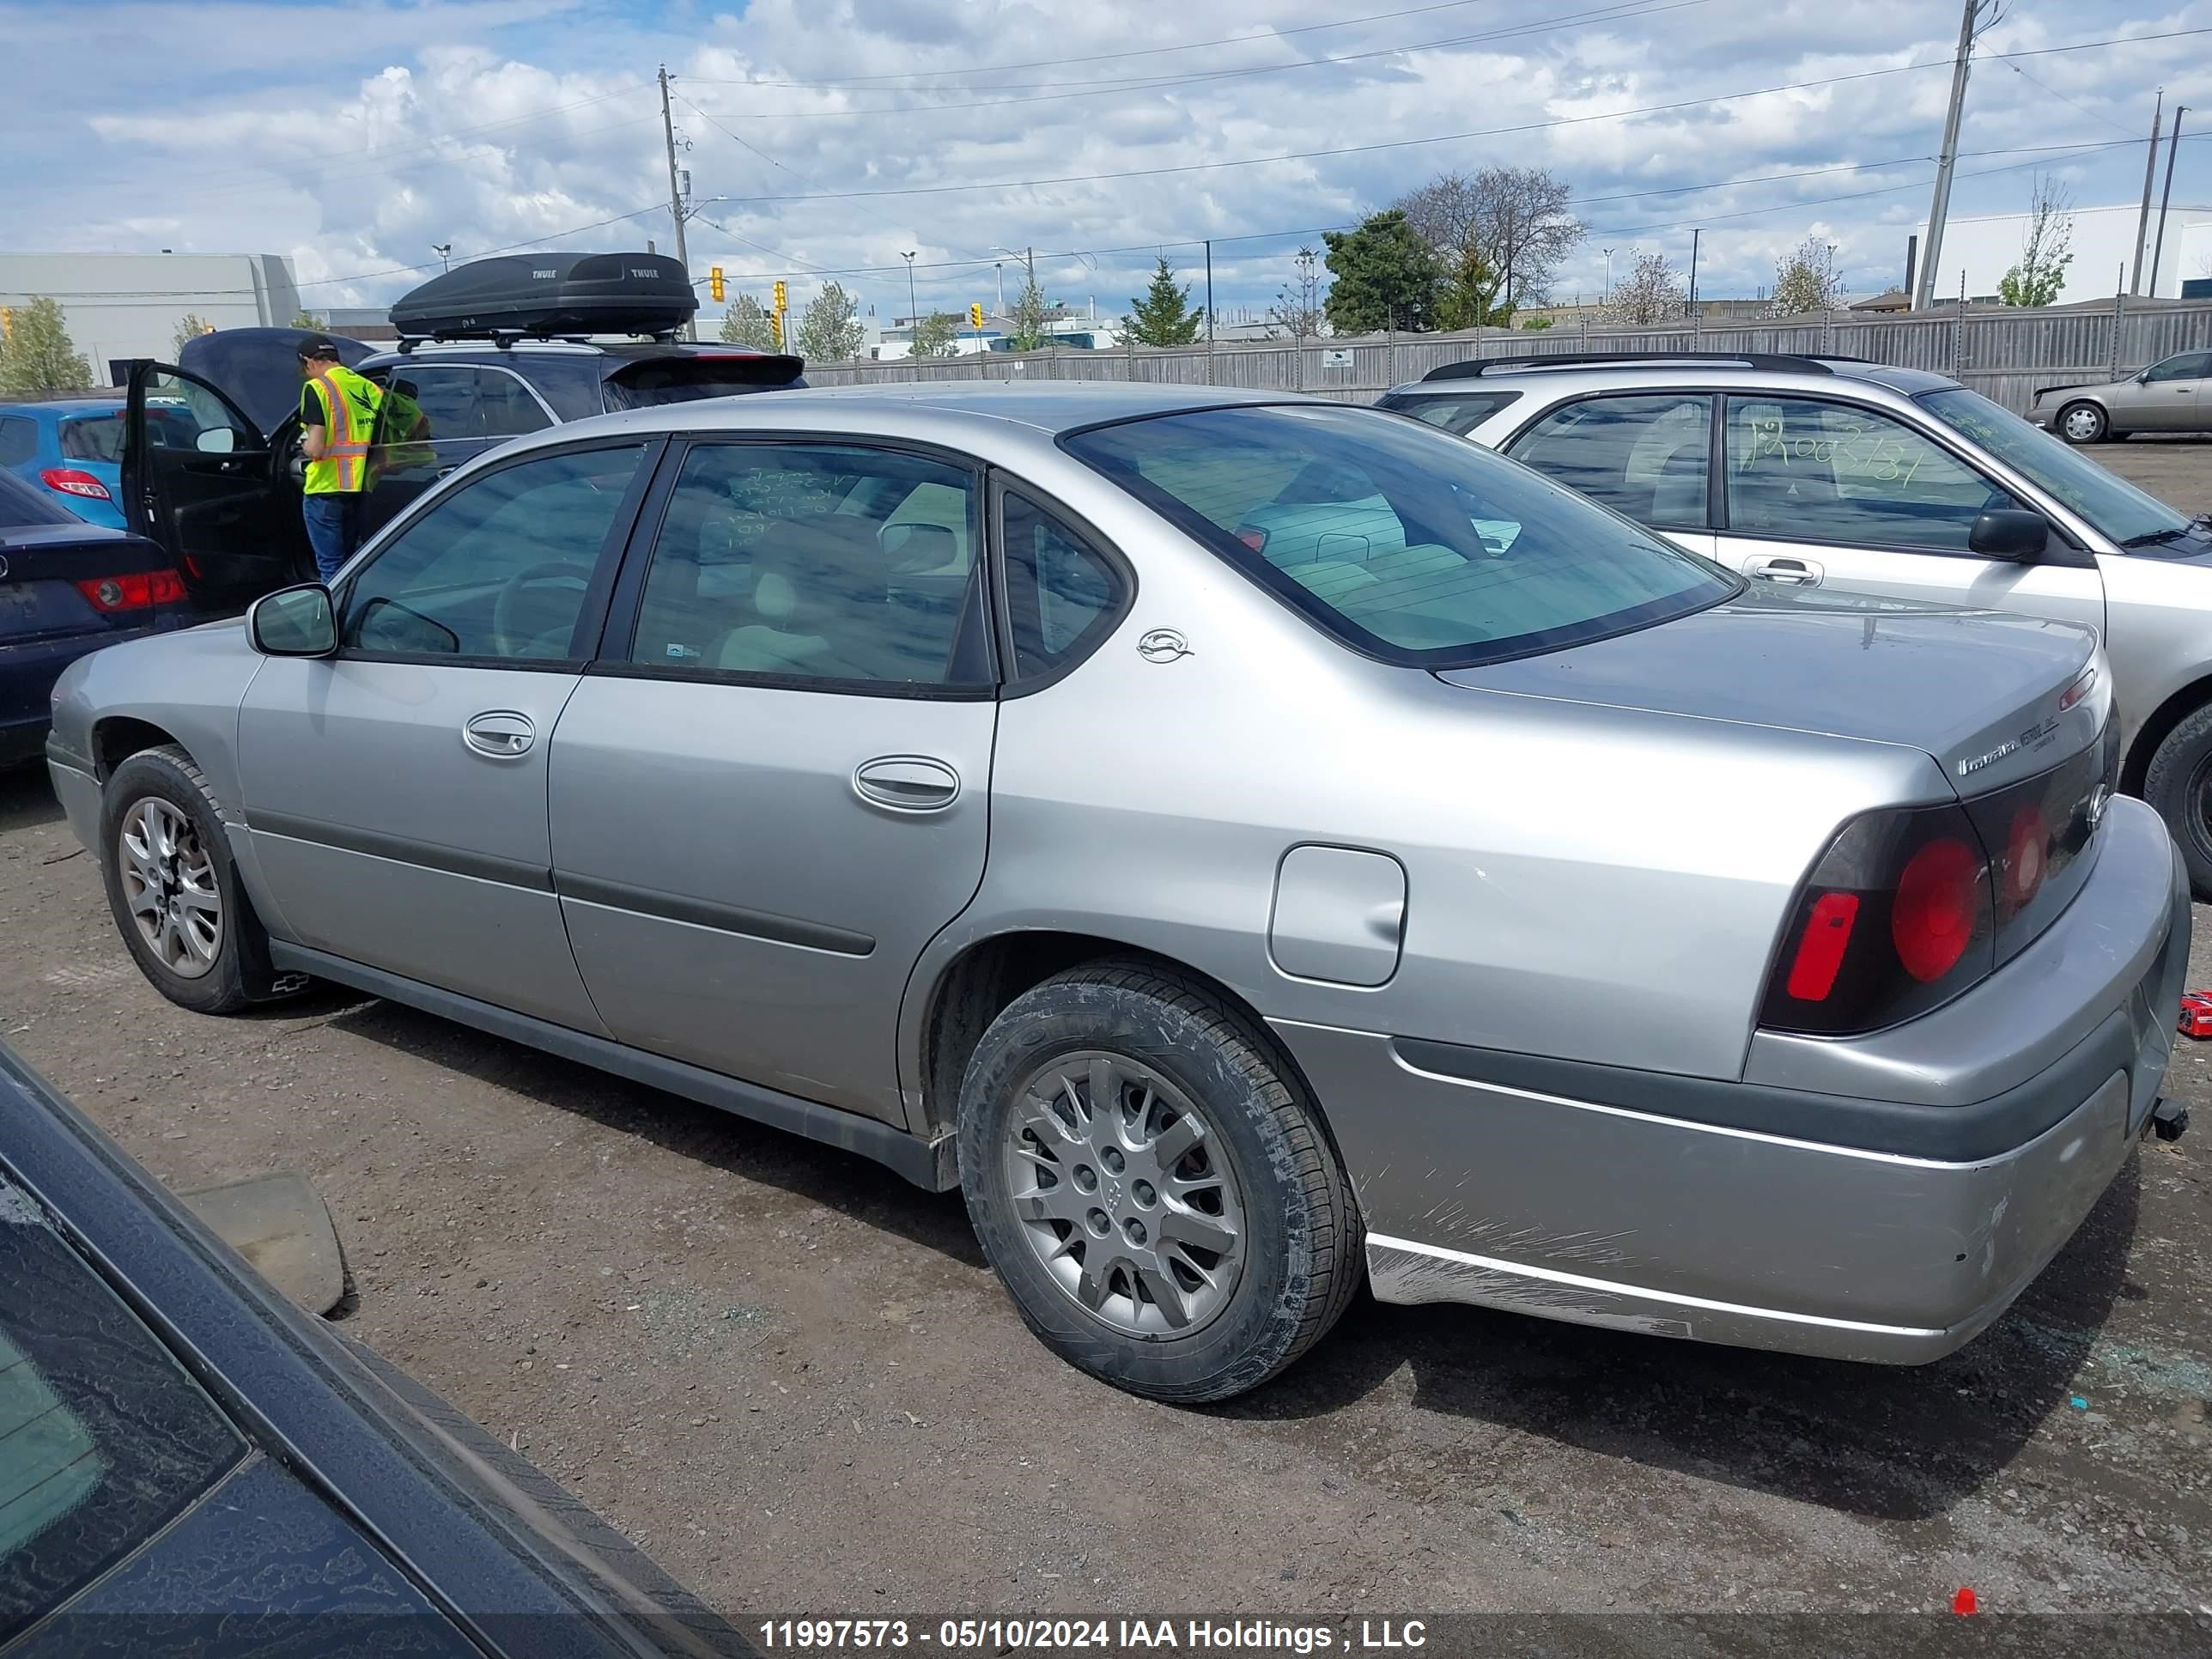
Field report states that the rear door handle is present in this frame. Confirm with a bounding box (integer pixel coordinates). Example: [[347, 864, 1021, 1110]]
[[1746, 555, 1824, 587], [463, 709, 535, 758], [853, 756, 960, 811]]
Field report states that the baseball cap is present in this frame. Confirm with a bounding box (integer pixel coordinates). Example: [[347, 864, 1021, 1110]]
[[295, 333, 343, 361]]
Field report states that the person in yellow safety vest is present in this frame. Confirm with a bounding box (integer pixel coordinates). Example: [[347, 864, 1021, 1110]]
[[295, 336, 384, 583]]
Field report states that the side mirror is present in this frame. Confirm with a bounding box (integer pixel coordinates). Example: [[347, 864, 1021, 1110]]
[[247, 583, 337, 657], [195, 428, 237, 454], [1969, 507, 2052, 561]]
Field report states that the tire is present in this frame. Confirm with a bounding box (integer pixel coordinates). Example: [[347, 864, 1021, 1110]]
[[2057, 401, 2108, 445], [2143, 705, 2212, 901], [957, 960, 1363, 1403], [99, 744, 304, 1014]]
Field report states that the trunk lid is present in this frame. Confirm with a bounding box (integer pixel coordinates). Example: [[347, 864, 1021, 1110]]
[[1437, 586, 2103, 796], [0, 522, 179, 645]]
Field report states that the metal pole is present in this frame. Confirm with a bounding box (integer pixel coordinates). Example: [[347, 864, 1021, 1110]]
[[1602, 247, 1613, 304], [1205, 240, 1216, 386], [658, 66, 694, 340], [2111, 264, 2127, 378], [2133, 90, 2166, 295], [1687, 229, 1701, 319], [1954, 269, 1967, 378], [2151, 106, 2188, 298], [1915, 0, 1981, 311], [902, 252, 916, 329]]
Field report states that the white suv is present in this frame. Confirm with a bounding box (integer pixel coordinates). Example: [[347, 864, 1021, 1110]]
[[1381, 353, 2212, 893]]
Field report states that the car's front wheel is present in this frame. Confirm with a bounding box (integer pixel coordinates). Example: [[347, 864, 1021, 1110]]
[[957, 962, 1362, 1403], [2057, 400, 2109, 444], [99, 744, 303, 1014]]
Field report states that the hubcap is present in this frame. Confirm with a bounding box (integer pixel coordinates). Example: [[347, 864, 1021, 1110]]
[[118, 798, 222, 980], [1002, 1050, 1245, 1338], [2063, 408, 2100, 441]]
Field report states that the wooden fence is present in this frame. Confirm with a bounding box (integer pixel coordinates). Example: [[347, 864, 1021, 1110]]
[[801, 298, 2212, 413]]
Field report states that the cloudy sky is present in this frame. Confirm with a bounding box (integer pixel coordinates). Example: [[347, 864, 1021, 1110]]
[[3, 0, 2207, 325]]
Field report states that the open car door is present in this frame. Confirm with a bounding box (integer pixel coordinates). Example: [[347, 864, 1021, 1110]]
[[123, 362, 308, 613]]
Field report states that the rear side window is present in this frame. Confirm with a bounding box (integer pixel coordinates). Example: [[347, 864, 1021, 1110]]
[[1381, 391, 1522, 436], [0, 1172, 246, 1642], [1000, 491, 1127, 679], [1507, 394, 1712, 529], [2142, 352, 2212, 383], [602, 356, 804, 411], [1064, 404, 1735, 667], [0, 419, 37, 469]]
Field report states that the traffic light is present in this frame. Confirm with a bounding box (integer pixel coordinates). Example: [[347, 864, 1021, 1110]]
[[708, 265, 725, 302], [772, 279, 787, 313], [769, 312, 782, 347], [969, 302, 983, 329]]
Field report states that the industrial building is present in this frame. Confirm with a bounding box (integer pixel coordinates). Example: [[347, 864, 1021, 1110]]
[[0, 252, 302, 386], [1911, 204, 2212, 307]]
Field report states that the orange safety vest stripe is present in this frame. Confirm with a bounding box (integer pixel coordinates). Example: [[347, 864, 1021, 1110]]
[[309, 368, 374, 491]]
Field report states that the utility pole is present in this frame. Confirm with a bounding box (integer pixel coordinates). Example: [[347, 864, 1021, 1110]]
[[1687, 229, 1701, 318], [2132, 89, 2166, 295], [1915, 0, 1984, 311], [2151, 106, 2188, 298], [658, 64, 694, 339]]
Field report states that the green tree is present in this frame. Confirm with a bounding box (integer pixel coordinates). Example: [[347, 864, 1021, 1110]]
[[1998, 174, 2074, 307], [289, 311, 322, 330], [1519, 314, 1555, 331], [793, 282, 866, 362], [1322, 210, 1439, 333], [0, 297, 91, 394], [908, 311, 961, 358], [1007, 272, 1052, 351], [1122, 256, 1203, 346], [1432, 246, 1512, 330], [173, 313, 216, 352], [1770, 235, 1843, 315], [719, 293, 779, 349]]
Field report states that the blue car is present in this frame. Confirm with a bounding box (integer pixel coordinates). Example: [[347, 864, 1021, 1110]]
[[0, 400, 132, 528]]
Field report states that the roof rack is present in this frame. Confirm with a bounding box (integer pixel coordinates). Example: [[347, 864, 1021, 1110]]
[[1420, 351, 1868, 383]]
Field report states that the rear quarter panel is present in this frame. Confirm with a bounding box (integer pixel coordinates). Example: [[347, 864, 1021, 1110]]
[[904, 458, 1949, 1106]]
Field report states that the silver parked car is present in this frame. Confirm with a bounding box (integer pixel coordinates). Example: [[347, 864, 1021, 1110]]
[[1380, 353, 2212, 896], [2027, 349, 2212, 445], [44, 385, 2188, 1402]]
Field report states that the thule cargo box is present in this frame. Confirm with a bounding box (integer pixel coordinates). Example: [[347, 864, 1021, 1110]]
[[389, 252, 697, 344]]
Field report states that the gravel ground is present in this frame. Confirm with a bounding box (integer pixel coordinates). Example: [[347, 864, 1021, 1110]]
[[1, 439, 2209, 1625]]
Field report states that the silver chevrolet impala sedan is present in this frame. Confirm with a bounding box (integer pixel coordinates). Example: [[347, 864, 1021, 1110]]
[[45, 384, 2190, 1402]]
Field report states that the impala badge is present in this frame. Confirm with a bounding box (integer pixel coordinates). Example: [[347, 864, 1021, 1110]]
[[1137, 629, 1191, 663]]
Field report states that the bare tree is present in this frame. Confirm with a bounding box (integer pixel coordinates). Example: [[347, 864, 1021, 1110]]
[[1998, 174, 2075, 307], [1607, 252, 1685, 326], [1395, 166, 1583, 312], [1266, 247, 1327, 339], [1769, 237, 1843, 316]]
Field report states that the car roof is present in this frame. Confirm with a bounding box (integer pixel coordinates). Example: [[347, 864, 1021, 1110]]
[[0, 398, 123, 416], [1383, 356, 1959, 400]]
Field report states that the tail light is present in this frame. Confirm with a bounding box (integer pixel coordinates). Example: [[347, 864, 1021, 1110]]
[[76, 570, 187, 613], [40, 468, 112, 502], [1763, 725, 2118, 1036], [1234, 526, 1270, 553]]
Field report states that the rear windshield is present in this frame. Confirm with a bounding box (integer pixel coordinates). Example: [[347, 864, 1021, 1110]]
[[602, 355, 805, 412], [1378, 390, 1523, 436], [0, 470, 75, 528], [1062, 403, 1738, 667], [58, 416, 124, 464]]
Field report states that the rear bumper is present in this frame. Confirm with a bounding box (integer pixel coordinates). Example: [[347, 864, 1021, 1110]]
[[1274, 797, 2188, 1364], [1, 625, 161, 765]]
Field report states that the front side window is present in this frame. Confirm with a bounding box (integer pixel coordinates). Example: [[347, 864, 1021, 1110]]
[[1918, 386, 2193, 549], [1723, 396, 2020, 553], [0, 1172, 246, 1643], [342, 443, 647, 659], [2142, 352, 2212, 383], [1001, 491, 1126, 678], [1508, 393, 1712, 528], [143, 371, 252, 457], [1063, 404, 1735, 666], [626, 443, 986, 687]]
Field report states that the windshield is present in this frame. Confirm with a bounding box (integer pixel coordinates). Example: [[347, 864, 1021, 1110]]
[[1917, 387, 2191, 547], [1062, 403, 1739, 667]]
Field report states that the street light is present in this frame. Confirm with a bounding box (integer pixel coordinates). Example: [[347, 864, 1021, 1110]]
[[900, 251, 916, 330], [431, 242, 453, 273], [994, 261, 1004, 313], [1601, 246, 1613, 304]]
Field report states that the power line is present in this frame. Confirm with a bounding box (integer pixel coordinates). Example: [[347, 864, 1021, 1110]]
[[672, 93, 825, 191], [678, 27, 2212, 209]]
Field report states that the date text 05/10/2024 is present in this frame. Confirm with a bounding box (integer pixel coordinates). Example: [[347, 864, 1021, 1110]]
[[755, 1620, 1430, 1651]]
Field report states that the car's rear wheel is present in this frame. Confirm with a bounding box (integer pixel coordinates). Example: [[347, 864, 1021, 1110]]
[[99, 745, 305, 1014], [957, 961, 1362, 1403], [2143, 705, 2212, 900], [2057, 401, 2109, 444]]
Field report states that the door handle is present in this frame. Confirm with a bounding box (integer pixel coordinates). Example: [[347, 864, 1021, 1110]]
[[853, 756, 960, 812], [1746, 555, 1824, 587], [462, 709, 535, 758]]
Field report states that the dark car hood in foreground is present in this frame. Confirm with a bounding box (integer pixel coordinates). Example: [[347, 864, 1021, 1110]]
[[1439, 587, 2102, 797]]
